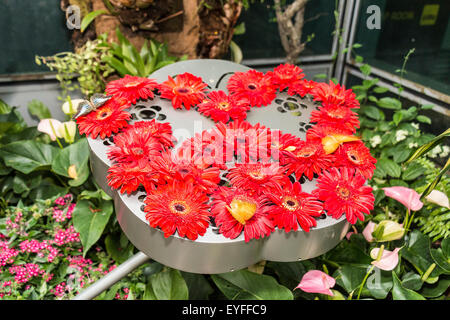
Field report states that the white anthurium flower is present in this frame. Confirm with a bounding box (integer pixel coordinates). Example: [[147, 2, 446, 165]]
[[57, 121, 77, 143], [37, 119, 63, 141], [425, 190, 450, 209], [62, 99, 84, 115]]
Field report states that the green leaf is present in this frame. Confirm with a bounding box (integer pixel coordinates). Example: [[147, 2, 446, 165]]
[[392, 146, 411, 163], [393, 111, 403, 125], [376, 158, 401, 178], [359, 64, 371, 76], [211, 270, 293, 300], [233, 22, 246, 35], [420, 276, 450, 298], [406, 128, 449, 163], [430, 248, 450, 274], [72, 199, 114, 256], [0, 99, 12, 114], [402, 162, 426, 180], [366, 269, 393, 299], [0, 141, 58, 174], [103, 56, 130, 77], [29, 179, 68, 201], [373, 86, 389, 93], [421, 104, 434, 110], [146, 268, 188, 300], [105, 233, 134, 264], [80, 10, 108, 33], [362, 105, 384, 121], [13, 175, 30, 194], [333, 265, 369, 294], [27, 100, 52, 120], [229, 40, 243, 64], [0, 109, 26, 135], [51, 138, 90, 186], [416, 115, 431, 124], [181, 272, 214, 300], [401, 272, 423, 291], [392, 272, 425, 300], [377, 97, 402, 110]]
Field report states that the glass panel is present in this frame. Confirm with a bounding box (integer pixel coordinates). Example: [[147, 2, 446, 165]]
[[0, 0, 73, 75], [352, 0, 450, 96], [234, 0, 336, 60]]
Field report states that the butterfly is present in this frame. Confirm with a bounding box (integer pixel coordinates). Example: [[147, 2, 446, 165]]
[[72, 93, 113, 120]]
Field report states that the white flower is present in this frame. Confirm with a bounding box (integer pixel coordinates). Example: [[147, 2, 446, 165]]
[[395, 130, 409, 142], [429, 145, 442, 158], [37, 119, 63, 141], [62, 99, 84, 115], [408, 142, 418, 149], [411, 123, 420, 130], [440, 146, 449, 158], [425, 190, 449, 209], [370, 135, 382, 148]]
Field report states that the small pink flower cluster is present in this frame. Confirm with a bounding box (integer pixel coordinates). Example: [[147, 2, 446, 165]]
[[0, 241, 19, 267], [115, 287, 129, 300], [8, 263, 45, 284], [19, 239, 59, 263], [53, 226, 80, 246], [50, 282, 71, 298]]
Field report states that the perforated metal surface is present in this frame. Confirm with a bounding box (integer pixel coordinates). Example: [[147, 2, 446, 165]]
[[88, 59, 349, 274]]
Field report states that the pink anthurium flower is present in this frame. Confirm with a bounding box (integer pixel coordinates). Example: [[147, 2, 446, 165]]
[[295, 270, 336, 296], [370, 247, 401, 271], [362, 221, 377, 242], [382, 186, 423, 211], [37, 119, 63, 141]]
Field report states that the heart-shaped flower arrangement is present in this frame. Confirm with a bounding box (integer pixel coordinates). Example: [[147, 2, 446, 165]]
[[75, 63, 376, 243]]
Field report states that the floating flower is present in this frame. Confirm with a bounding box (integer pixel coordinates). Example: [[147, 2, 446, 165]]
[[287, 79, 316, 97], [262, 181, 323, 232], [267, 64, 305, 91], [306, 123, 354, 142], [310, 104, 360, 132], [210, 187, 274, 242], [284, 139, 335, 180], [227, 70, 277, 107], [313, 167, 375, 224], [122, 120, 175, 149], [266, 130, 303, 163], [370, 247, 401, 271], [312, 81, 359, 109], [105, 75, 158, 105], [382, 186, 423, 211], [76, 101, 131, 139], [335, 141, 376, 179], [144, 181, 210, 240], [37, 119, 63, 141], [295, 270, 336, 296], [197, 90, 250, 123], [158, 72, 208, 110], [107, 162, 156, 194], [227, 162, 289, 195]]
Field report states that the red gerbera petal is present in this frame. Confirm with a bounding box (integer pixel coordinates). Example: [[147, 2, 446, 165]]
[[150, 151, 221, 194], [144, 181, 210, 240], [312, 167, 375, 224], [197, 90, 251, 123], [107, 162, 156, 194], [122, 120, 175, 149], [336, 141, 377, 179], [306, 123, 354, 141], [312, 81, 360, 109], [107, 128, 163, 169], [210, 187, 274, 242], [158, 72, 208, 110], [266, 130, 304, 163], [310, 104, 360, 133], [76, 101, 131, 139], [287, 79, 317, 97], [284, 139, 336, 180], [267, 64, 305, 91], [105, 75, 158, 105], [227, 162, 289, 195], [261, 181, 323, 232], [227, 70, 277, 107]]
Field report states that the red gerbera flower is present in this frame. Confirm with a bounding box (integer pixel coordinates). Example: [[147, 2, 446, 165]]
[[107, 162, 156, 194], [265, 130, 303, 163], [158, 72, 208, 110], [312, 167, 375, 224], [144, 181, 210, 240], [210, 187, 274, 242], [76, 101, 131, 139], [107, 129, 163, 169], [287, 79, 317, 97], [267, 64, 305, 91], [105, 75, 158, 105], [306, 123, 354, 141], [261, 181, 323, 232], [150, 151, 221, 194], [336, 141, 377, 179], [197, 90, 250, 123], [227, 70, 277, 107], [312, 81, 359, 109], [122, 120, 175, 149], [310, 104, 360, 133], [227, 162, 289, 194], [284, 139, 335, 180]]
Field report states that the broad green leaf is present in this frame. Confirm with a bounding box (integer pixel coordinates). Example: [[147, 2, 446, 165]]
[[392, 146, 411, 163], [362, 105, 384, 121], [0, 110, 26, 135], [360, 64, 371, 76], [420, 276, 450, 298], [146, 268, 188, 300], [333, 265, 369, 294], [0, 99, 12, 114], [13, 175, 29, 194], [105, 233, 134, 264], [392, 272, 425, 300], [181, 272, 214, 300], [212, 270, 293, 300], [72, 199, 114, 256], [442, 238, 449, 257], [402, 162, 426, 180], [393, 111, 403, 125], [326, 242, 371, 265], [51, 138, 90, 186], [366, 269, 393, 299], [29, 179, 68, 201], [79, 188, 112, 201], [430, 248, 450, 274], [27, 100, 51, 120], [377, 97, 402, 110], [80, 10, 108, 32], [103, 56, 130, 77], [416, 115, 431, 124], [401, 272, 423, 291], [1, 126, 40, 145], [373, 86, 389, 93], [376, 158, 401, 178], [0, 141, 58, 174]]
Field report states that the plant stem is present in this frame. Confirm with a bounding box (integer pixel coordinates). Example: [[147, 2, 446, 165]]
[[357, 265, 374, 300], [49, 120, 63, 149]]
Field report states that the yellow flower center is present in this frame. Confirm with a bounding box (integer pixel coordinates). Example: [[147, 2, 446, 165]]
[[124, 81, 141, 87], [170, 200, 189, 215], [282, 197, 299, 211], [217, 101, 231, 111], [336, 186, 350, 200], [227, 198, 257, 225]]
